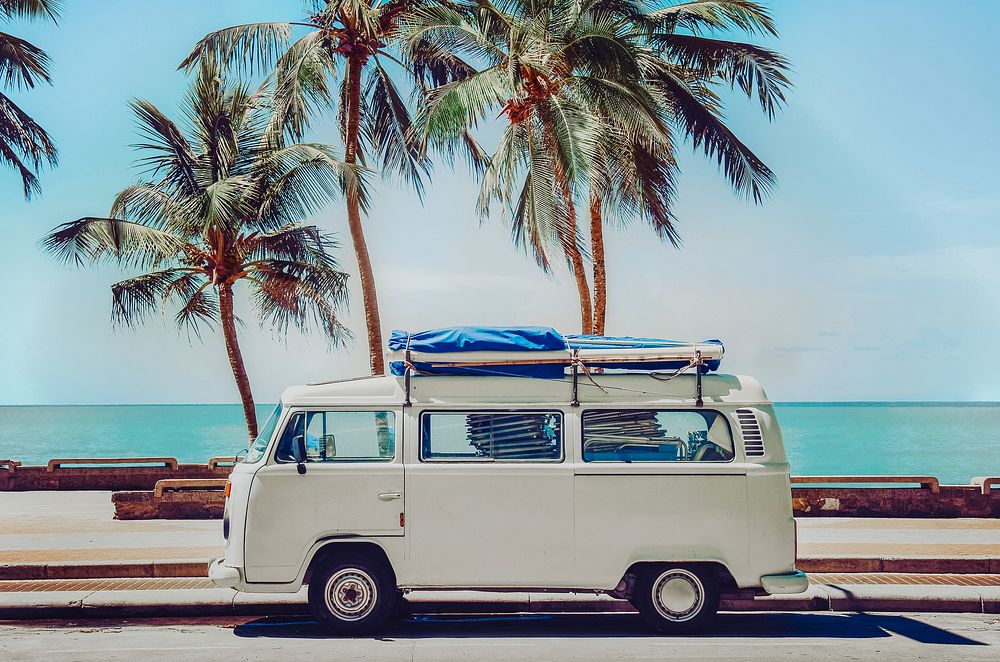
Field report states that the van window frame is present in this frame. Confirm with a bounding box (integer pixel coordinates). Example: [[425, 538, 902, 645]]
[[270, 407, 400, 465], [418, 408, 565, 464], [580, 407, 736, 464]]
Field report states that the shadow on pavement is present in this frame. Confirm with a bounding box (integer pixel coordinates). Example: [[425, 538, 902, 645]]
[[232, 611, 986, 645]]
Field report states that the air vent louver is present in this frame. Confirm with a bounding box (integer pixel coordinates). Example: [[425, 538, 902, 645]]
[[736, 408, 766, 458]]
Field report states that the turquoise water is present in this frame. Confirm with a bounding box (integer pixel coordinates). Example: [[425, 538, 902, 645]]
[[1, 403, 998, 484]]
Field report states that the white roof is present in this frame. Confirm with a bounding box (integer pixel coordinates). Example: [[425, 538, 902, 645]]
[[281, 373, 769, 407]]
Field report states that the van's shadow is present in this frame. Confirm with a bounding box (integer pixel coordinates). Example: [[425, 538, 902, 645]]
[[232, 611, 986, 645]]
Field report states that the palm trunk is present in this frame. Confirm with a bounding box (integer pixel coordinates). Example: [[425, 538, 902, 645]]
[[540, 123, 593, 334], [589, 190, 607, 336], [557, 182, 594, 335], [345, 54, 385, 375], [219, 283, 257, 441]]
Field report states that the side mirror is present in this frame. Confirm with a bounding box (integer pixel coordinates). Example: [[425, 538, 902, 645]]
[[292, 434, 307, 474]]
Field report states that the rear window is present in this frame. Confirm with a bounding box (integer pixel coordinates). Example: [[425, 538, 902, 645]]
[[421, 411, 562, 461], [582, 409, 734, 462]]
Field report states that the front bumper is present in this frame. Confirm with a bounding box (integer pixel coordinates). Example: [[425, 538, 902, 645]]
[[208, 557, 242, 589], [760, 570, 809, 595]]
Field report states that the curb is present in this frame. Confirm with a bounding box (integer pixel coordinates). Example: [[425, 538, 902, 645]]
[[797, 557, 1000, 574], [0, 561, 209, 581], [1, 591, 999, 621]]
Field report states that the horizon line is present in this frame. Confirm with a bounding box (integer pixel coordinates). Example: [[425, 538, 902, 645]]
[[2, 401, 1000, 407]]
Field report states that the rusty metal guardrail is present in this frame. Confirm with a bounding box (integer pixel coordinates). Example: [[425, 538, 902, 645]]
[[791, 475, 940, 493], [972, 477, 1000, 495], [153, 478, 228, 497], [46, 457, 179, 472], [207, 456, 237, 470]]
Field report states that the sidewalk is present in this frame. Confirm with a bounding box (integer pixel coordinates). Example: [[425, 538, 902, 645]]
[[2, 579, 1000, 619], [3, 491, 1000, 618]]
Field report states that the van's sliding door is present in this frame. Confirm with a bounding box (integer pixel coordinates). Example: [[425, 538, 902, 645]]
[[403, 409, 576, 588]]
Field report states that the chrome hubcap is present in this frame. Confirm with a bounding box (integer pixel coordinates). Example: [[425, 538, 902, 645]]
[[325, 568, 378, 622], [652, 569, 704, 622]]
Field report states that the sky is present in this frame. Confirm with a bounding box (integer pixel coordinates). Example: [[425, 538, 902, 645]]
[[1, 0, 999, 405]]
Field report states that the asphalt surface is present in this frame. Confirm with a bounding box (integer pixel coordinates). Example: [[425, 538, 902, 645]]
[[1, 612, 998, 661]]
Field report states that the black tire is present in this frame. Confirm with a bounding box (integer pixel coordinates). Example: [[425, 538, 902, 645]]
[[631, 565, 719, 634], [308, 555, 398, 635]]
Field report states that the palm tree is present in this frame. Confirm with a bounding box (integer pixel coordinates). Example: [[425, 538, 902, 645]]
[[584, 0, 790, 334], [412, 0, 788, 335], [407, 0, 667, 334], [0, 0, 60, 198], [180, 0, 481, 374], [42, 61, 358, 441]]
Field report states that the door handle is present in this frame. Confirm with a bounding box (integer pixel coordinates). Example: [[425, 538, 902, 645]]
[[378, 492, 402, 501]]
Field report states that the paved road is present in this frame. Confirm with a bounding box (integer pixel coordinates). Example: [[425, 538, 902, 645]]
[[1, 612, 998, 661]]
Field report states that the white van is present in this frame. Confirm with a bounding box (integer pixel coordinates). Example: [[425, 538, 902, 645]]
[[210, 328, 807, 634]]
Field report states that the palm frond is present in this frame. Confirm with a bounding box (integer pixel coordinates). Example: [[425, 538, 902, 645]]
[[268, 30, 337, 141], [248, 259, 351, 344], [110, 267, 199, 328], [173, 279, 218, 336], [109, 184, 197, 235], [651, 64, 775, 202], [646, 1, 777, 37], [178, 22, 294, 74], [202, 174, 253, 234], [416, 65, 507, 145], [0, 31, 50, 89], [0, 130, 36, 196], [239, 223, 335, 266], [364, 58, 429, 196], [0, 91, 54, 157], [41, 217, 188, 269], [129, 98, 199, 194], [535, 94, 597, 185], [0, 0, 61, 22], [654, 33, 790, 117], [255, 143, 369, 229]]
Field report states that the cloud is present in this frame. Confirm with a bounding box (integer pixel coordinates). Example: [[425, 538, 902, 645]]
[[912, 191, 1000, 217]]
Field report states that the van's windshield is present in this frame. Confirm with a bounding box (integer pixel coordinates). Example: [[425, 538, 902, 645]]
[[244, 404, 282, 463]]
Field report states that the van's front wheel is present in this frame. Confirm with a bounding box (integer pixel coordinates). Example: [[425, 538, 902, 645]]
[[308, 556, 397, 635], [633, 566, 718, 634]]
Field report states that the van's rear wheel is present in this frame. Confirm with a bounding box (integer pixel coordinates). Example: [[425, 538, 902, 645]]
[[308, 556, 397, 635], [632, 566, 718, 634]]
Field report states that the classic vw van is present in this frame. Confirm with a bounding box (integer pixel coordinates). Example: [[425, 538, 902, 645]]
[[210, 327, 807, 634]]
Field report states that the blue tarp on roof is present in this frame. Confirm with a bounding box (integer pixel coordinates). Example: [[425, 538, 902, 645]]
[[387, 326, 722, 377], [388, 326, 565, 353], [388, 326, 566, 377]]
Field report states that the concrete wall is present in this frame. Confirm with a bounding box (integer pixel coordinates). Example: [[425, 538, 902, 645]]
[[0, 464, 231, 491], [116, 484, 1000, 520], [112, 490, 226, 520], [792, 485, 1000, 518]]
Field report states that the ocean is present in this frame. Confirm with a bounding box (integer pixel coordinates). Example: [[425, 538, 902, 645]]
[[1, 403, 998, 484]]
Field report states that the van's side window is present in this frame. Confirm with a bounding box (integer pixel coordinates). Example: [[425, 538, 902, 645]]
[[422, 412, 562, 461], [582, 410, 734, 462], [275, 411, 395, 462]]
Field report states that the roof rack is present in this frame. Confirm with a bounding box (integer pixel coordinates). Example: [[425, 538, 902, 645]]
[[387, 327, 724, 407]]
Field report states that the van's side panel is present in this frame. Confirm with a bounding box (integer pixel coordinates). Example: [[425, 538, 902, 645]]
[[572, 466, 750, 588]]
